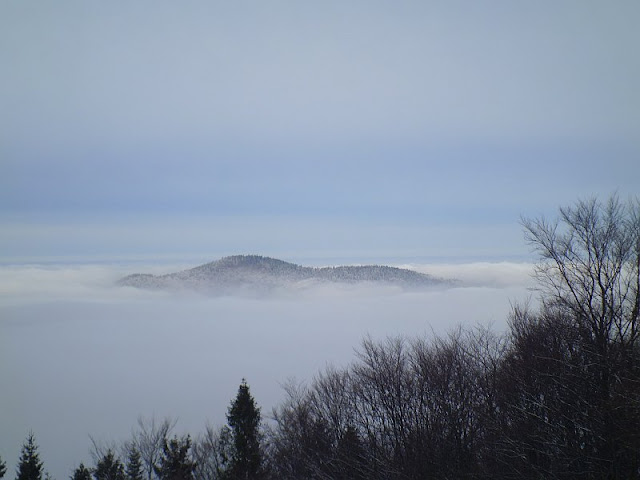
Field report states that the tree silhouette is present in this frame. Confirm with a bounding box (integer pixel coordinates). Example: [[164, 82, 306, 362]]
[[70, 464, 91, 480], [129, 416, 176, 480], [153, 436, 195, 480], [93, 451, 124, 480], [334, 425, 368, 480], [522, 194, 640, 477], [16, 432, 43, 480], [192, 424, 232, 480], [1, 455, 7, 479], [226, 379, 262, 480], [125, 449, 143, 480]]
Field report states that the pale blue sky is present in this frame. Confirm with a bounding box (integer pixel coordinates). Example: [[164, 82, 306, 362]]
[[1, 1, 638, 262]]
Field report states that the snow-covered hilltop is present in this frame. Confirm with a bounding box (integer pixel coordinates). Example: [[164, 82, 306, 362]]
[[117, 255, 452, 295]]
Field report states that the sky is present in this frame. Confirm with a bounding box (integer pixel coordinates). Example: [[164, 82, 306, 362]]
[[1, 1, 638, 263]]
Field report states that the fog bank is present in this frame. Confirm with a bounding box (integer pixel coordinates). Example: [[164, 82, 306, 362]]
[[1, 261, 535, 479]]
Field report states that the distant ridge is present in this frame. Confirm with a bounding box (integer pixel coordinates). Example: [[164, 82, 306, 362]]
[[118, 255, 451, 295]]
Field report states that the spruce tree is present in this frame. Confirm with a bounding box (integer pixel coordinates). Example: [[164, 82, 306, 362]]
[[153, 436, 195, 480], [93, 451, 124, 480], [70, 464, 91, 480], [226, 379, 262, 480], [335, 425, 367, 480], [124, 449, 143, 480], [16, 433, 43, 480], [1, 455, 7, 479]]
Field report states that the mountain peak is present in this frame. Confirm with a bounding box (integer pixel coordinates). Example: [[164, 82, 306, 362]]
[[118, 255, 452, 295]]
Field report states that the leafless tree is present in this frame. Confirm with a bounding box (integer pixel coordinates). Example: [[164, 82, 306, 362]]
[[492, 305, 593, 479], [89, 436, 121, 465], [268, 379, 334, 479], [128, 416, 177, 480], [522, 194, 640, 477], [351, 336, 415, 477], [244, 194, 640, 479], [523, 194, 640, 358], [191, 424, 232, 480]]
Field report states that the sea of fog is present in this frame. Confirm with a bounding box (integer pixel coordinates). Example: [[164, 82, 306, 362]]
[[0, 260, 537, 479]]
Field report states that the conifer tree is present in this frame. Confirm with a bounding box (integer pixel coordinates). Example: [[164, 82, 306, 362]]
[[334, 425, 367, 480], [226, 379, 262, 480], [93, 451, 124, 480], [124, 449, 143, 480], [1, 455, 7, 479], [16, 433, 43, 480], [153, 436, 195, 480], [70, 465, 91, 480]]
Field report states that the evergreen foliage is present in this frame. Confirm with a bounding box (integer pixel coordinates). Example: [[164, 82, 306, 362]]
[[1, 455, 6, 479], [153, 436, 195, 480], [16, 433, 43, 480], [93, 451, 124, 480], [334, 426, 367, 480], [124, 449, 142, 480], [70, 464, 91, 480], [226, 380, 262, 480]]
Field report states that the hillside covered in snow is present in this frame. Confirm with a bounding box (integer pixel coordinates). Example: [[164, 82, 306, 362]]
[[118, 255, 452, 295]]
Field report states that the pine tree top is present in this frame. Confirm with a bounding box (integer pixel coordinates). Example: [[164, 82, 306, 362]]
[[226, 380, 263, 479], [70, 464, 91, 480], [16, 432, 43, 480]]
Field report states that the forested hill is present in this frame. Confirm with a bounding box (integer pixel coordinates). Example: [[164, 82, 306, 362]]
[[118, 255, 451, 294]]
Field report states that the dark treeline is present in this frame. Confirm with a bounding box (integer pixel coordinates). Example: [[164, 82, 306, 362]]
[[3, 195, 639, 479]]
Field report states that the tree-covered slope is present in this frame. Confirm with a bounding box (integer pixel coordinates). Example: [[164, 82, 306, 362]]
[[117, 255, 449, 294]]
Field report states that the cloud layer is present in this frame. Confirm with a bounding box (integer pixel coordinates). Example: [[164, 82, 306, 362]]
[[1, 261, 535, 479]]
